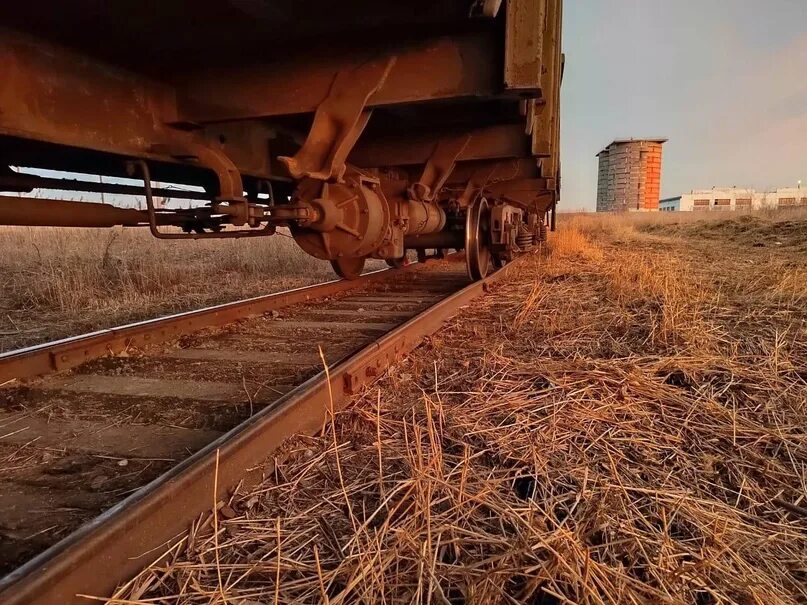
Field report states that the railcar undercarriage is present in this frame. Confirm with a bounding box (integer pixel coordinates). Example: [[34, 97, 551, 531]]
[[0, 0, 563, 280]]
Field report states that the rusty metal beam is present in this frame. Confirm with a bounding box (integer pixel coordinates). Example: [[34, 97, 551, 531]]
[[175, 31, 503, 123], [485, 177, 551, 204], [448, 158, 542, 186], [349, 124, 530, 169], [0, 29, 283, 182], [0, 28, 178, 159], [0, 196, 155, 228]]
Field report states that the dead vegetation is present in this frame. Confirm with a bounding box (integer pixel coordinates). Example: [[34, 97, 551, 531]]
[[0, 227, 337, 352], [108, 211, 807, 604]]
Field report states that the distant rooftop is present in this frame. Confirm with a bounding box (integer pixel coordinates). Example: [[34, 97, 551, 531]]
[[597, 138, 668, 156]]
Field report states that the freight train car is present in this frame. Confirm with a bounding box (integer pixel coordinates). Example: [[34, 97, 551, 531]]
[[0, 0, 562, 280]]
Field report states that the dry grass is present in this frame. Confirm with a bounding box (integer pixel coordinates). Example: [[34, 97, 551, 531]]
[[109, 211, 807, 604], [0, 227, 338, 351], [563, 206, 807, 236]]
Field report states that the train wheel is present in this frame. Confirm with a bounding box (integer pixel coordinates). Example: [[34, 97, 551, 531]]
[[465, 197, 492, 280], [331, 256, 366, 280]]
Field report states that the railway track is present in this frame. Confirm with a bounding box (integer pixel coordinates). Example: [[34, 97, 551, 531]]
[[0, 255, 519, 605]]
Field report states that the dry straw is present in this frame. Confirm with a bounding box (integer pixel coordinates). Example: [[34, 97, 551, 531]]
[[110, 213, 806, 604]]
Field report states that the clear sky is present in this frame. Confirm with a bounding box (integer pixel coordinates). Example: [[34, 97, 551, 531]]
[[561, 0, 807, 211]]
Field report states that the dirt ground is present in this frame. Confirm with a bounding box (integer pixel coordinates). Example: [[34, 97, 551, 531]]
[[108, 211, 806, 604]]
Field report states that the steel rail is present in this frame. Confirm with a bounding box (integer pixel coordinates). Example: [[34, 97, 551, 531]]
[[0, 262, 430, 385], [0, 257, 520, 605]]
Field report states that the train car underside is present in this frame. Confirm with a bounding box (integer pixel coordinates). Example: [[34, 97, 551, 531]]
[[0, 0, 562, 280]]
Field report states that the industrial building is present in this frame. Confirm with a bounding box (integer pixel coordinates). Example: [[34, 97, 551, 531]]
[[596, 138, 666, 212], [660, 187, 807, 212]]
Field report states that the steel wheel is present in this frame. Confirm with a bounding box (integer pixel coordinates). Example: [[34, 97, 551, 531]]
[[465, 196, 492, 280], [331, 256, 366, 280]]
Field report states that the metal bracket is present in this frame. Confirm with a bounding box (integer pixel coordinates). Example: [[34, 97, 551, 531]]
[[457, 158, 507, 208], [126, 160, 275, 240], [150, 140, 249, 225], [279, 57, 396, 182], [409, 134, 471, 203]]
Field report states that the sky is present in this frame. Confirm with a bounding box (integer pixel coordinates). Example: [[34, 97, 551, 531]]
[[561, 0, 807, 211]]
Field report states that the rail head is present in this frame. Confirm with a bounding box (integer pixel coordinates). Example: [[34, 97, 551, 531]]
[[0, 263, 426, 385]]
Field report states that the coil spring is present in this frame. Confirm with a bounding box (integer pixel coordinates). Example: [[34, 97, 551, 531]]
[[516, 224, 534, 251]]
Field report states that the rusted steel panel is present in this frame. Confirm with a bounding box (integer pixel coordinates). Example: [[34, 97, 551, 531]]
[[504, 0, 547, 92], [531, 0, 562, 174]]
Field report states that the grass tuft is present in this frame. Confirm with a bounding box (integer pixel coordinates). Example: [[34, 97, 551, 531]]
[[0, 227, 338, 351]]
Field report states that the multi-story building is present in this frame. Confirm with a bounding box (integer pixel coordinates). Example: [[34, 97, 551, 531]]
[[596, 138, 666, 212], [660, 187, 807, 212]]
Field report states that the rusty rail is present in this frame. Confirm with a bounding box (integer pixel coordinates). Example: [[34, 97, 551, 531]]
[[0, 257, 519, 605], [0, 263, 428, 385]]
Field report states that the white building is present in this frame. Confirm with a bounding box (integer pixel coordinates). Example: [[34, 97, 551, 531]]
[[660, 187, 807, 212]]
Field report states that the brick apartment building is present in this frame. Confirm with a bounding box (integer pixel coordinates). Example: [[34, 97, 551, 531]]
[[596, 139, 666, 212]]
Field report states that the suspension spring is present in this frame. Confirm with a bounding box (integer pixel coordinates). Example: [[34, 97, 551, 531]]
[[516, 223, 534, 251]]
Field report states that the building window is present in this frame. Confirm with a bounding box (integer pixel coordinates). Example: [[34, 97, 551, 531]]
[[735, 198, 752, 208], [693, 199, 710, 211], [715, 199, 731, 210], [800, 198, 807, 206], [779, 197, 797, 207]]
